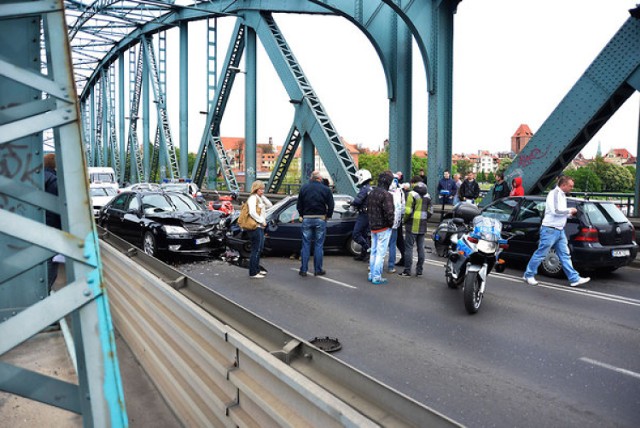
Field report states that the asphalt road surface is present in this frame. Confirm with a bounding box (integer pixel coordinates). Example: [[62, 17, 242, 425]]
[[176, 248, 640, 428]]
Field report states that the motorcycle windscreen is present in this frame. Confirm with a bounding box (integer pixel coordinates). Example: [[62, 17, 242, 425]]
[[472, 216, 502, 241]]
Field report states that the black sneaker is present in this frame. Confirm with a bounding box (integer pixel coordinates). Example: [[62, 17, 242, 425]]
[[299, 271, 307, 277], [416, 272, 423, 277], [398, 271, 411, 277], [314, 270, 326, 276]]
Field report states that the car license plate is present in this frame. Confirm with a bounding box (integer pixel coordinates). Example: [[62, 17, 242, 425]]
[[195, 237, 210, 245], [611, 249, 630, 257]]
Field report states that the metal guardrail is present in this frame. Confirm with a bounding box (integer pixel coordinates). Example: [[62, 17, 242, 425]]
[[98, 228, 459, 427]]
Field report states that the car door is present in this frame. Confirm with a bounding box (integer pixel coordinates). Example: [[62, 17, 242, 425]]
[[103, 193, 130, 237], [508, 199, 546, 259], [121, 194, 144, 245], [324, 196, 355, 249], [267, 202, 302, 254]]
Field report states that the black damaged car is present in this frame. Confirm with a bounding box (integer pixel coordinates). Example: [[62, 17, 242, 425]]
[[98, 190, 226, 259]]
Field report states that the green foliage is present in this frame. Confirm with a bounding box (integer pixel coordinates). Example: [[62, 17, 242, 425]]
[[358, 152, 390, 182], [586, 157, 635, 192], [476, 171, 487, 182], [486, 171, 495, 183], [411, 155, 427, 178], [497, 158, 512, 174], [456, 159, 473, 176], [564, 168, 602, 192]]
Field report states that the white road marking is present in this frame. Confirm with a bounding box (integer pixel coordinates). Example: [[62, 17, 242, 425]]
[[580, 358, 640, 380], [422, 258, 640, 307], [289, 268, 357, 289]]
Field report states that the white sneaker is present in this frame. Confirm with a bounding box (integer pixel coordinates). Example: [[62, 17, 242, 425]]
[[523, 276, 538, 286], [250, 274, 265, 279], [570, 277, 590, 287]]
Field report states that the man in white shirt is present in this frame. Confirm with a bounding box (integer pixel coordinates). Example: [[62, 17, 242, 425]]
[[523, 176, 590, 287]]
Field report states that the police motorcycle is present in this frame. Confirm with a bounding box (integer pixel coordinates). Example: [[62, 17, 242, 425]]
[[433, 203, 517, 314]]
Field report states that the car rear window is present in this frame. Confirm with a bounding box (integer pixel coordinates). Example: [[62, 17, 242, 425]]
[[580, 202, 628, 225]]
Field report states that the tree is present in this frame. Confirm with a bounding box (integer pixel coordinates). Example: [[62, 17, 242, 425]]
[[476, 171, 487, 183], [564, 167, 602, 192], [456, 159, 473, 176], [411, 155, 427, 178], [358, 151, 390, 183], [586, 156, 634, 192], [497, 158, 512, 174]]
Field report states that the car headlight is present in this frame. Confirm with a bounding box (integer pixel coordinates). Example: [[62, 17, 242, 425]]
[[477, 239, 497, 254], [163, 225, 188, 235]]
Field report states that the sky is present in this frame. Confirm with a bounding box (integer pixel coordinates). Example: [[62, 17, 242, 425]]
[[166, 0, 639, 159]]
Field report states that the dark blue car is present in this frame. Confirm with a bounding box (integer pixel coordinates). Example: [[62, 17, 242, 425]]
[[226, 194, 361, 258]]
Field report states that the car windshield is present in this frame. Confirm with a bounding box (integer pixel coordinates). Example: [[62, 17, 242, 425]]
[[90, 187, 117, 197], [580, 202, 629, 224], [141, 194, 175, 213], [267, 196, 293, 216], [166, 192, 201, 211]]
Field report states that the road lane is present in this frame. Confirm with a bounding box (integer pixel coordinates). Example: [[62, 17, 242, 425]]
[[176, 252, 640, 427]]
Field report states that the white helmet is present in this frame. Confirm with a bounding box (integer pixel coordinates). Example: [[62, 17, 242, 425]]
[[355, 169, 372, 186]]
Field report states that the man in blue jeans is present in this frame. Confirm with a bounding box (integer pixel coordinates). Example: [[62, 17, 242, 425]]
[[296, 170, 334, 277], [523, 176, 590, 287]]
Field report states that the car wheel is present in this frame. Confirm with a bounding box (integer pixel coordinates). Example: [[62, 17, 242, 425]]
[[143, 232, 157, 257], [240, 240, 252, 259], [539, 249, 564, 278], [346, 236, 362, 257]]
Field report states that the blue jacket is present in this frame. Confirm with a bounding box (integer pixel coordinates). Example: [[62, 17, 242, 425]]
[[437, 177, 457, 203], [351, 182, 372, 214]]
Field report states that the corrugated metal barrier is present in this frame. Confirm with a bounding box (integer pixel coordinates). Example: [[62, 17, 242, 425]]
[[99, 230, 459, 427]]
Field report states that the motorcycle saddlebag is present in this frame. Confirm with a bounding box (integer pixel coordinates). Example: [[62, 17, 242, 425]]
[[432, 220, 459, 257], [452, 203, 481, 223]]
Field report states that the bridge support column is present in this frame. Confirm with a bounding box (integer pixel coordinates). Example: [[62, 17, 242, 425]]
[[388, 11, 413, 180], [179, 21, 189, 178], [427, 1, 456, 197], [244, 26, 257, 191]]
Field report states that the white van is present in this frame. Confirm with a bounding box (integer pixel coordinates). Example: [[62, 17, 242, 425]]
[[88, 167, 118, 191]]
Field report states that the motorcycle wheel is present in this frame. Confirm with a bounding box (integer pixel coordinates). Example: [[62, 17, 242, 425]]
[[445, 259, 458, 289], [463, 271, 483, 314]]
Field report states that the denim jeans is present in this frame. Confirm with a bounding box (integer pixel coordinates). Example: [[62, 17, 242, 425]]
[[300, 218, 327, 274], [352, 213, 370, 252], [524, 226, 580, 283], [387, 228, 398, 271], [248, 227, 265, 276], [369, 228, 392, 282], [404, 232, 425, 274]]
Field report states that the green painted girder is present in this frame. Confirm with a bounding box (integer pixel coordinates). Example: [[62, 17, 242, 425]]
[[243, 11, 358, 195], [140, 34, 179, 179], [497, 16, 640, 198], [267, 125, 302, 193], [191, 20, 245, 191]]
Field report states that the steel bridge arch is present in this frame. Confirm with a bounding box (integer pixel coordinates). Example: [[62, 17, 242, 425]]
[[72, 0, 457, 194]]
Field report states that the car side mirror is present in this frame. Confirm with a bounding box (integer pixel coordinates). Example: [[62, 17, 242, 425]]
[[128, 208, 141, 217], [267, 220, 278, 232]]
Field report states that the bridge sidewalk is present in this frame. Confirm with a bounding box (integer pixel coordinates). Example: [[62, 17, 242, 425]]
[[0, 328, 180, 427]]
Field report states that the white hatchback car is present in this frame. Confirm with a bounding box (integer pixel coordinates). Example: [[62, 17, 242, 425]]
[[90, 185, 118, 217]]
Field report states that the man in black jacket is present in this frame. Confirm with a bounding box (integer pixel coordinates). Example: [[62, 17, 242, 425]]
[[458, 172, 481, 204], [296, 170, 334, 277], [491, 172, 511, 201], [366, 171, 395, 285]]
